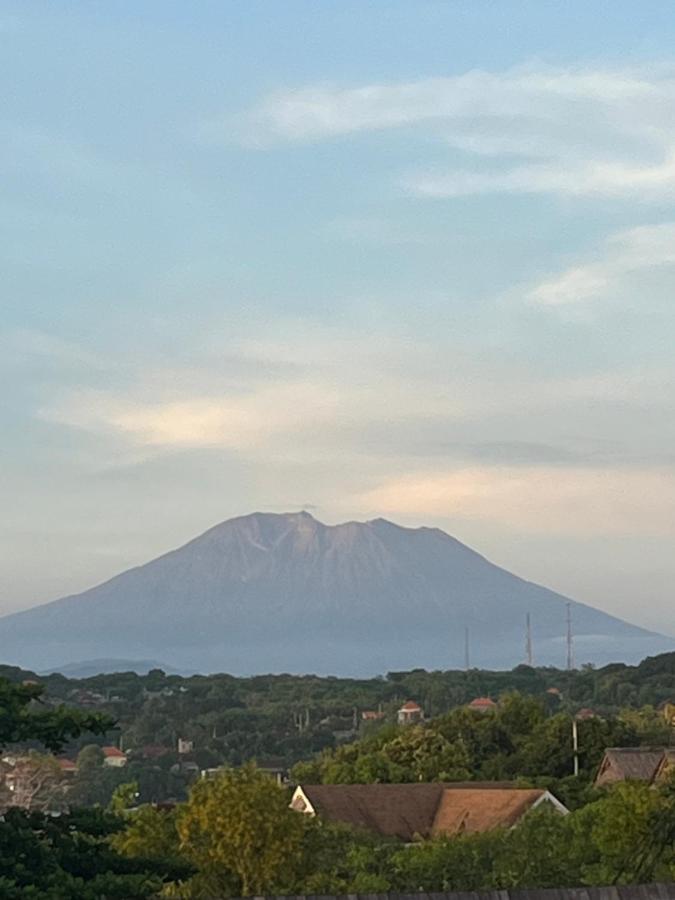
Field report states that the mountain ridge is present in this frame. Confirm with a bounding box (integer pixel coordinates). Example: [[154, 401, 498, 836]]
[[0, 511, 672, 675]]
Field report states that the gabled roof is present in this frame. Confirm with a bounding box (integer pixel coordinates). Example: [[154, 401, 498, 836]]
[[292, 783, 564, 841], [595, 748, 665, 785], [294, 783, 444, 840], [399, 701, 421, 711], [653, 749, 675, 783], [431, 787, 551, 836]]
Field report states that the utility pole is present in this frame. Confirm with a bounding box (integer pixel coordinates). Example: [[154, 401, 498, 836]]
[[464, 626, 470, 671], [525, 613, 533, 667], [572, 717, 580, 776], [566, 602, 574, 671]]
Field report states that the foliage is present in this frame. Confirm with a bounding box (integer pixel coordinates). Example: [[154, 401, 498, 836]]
[[175, 763, 306, 897], [0, 678, 112, 753], [0, 806, 183, 899]]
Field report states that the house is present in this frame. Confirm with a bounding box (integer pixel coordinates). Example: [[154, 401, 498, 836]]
[[102, 746, 127, 768], [361, 710, 385, 722], [177, 738, 194, 755], [290, 782, 568, 841], [397, 701, 423, 725], [594, 748, 666, 787], [468, 697, 497, 713], [57, 758, 77, 776], [231, 883, 675, 900], [653, 749, 675, 784]]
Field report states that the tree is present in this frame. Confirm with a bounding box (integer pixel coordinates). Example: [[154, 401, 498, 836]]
[[176, 763, 305, 896], [0, 678, 112, 752], [0, 752, 69, 814]]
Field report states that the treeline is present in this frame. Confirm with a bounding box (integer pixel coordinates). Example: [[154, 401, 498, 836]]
[[1, 652, 674, 805]]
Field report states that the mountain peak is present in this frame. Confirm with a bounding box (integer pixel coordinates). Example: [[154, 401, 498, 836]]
[[0, 511, 672, 675]]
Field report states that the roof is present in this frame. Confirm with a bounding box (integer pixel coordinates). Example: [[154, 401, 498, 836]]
[[431, 787, 547, 835], [102, 746, 126, 758], [469, 697, 497, 708], [399, 701, 421, 711], [595, 748, 666, 785], [57, 758, 77, 772], [293, 783, 560, 841], [232, 883, 675, 900], [653, 749, 675, 783]]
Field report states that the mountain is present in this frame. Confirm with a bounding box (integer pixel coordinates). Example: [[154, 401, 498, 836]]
[[0, 512, 672, 675], [40, 659, 184, 678]]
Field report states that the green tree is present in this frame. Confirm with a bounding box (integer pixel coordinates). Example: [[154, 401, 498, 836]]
[[0, 678, 112, 752], [176, 763, 305, 896]]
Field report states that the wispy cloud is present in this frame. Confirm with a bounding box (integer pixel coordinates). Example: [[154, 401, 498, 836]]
[[234, 63, 675, 199], [357, 465, 675, 537], [527, 222, 675, 305]]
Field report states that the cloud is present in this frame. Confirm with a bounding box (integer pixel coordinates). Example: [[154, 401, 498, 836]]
[[527, 222, 675, 305], [234, 63, 675, 199], [358, 465, 675, 537]]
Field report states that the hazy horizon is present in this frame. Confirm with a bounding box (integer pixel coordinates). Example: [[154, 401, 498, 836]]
[[3, 2, 675, 639]]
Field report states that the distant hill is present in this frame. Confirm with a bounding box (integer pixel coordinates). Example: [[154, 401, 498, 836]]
[[40, 658, 184, 678], [0, 511, 672, 675]]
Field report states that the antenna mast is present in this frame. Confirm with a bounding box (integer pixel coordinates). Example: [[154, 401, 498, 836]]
[[525, 613, 533, 667], [566, 602, 574, 671]]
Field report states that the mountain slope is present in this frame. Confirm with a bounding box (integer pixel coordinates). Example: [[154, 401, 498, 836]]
[[0, 512, 672, 674]]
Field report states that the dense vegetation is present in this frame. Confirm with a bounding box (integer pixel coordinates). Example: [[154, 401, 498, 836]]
[[0, 653, 674, 897], [2, 651, 674, 804], [113, 764, 675, 896]]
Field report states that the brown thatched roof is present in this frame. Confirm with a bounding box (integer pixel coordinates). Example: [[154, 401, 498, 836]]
[[595, 748, 666, 786], [293, 783, 558, 841]]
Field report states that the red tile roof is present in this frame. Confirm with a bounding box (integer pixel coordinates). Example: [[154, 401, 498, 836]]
[[102, 746, 126, 758], [469, 697, 497, 709], [399, 701, 421, 711]]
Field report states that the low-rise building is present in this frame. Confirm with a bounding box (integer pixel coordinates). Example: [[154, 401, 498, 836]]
[[397, 700, 423, 725], [290, 782, 568, 841], [468, 697, 497, 713], [102, 746, 127, 768], [594, 747, 666, 787]]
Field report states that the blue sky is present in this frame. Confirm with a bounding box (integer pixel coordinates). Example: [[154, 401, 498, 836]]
[[3, 1, 675, 636]]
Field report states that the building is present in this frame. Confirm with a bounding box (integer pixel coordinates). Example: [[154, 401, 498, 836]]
[[233, 884, 675, 900], [653, 749, 675, 784], [57, 758, 77, 776], [102, 746, 127, 768], [397, 700, 423, 725], [594, 748, 666, 787], [290, 782, 568, 841], [361, 710, 385, 722], [468, 697, 497, 713], [177, 738, 194, 755]]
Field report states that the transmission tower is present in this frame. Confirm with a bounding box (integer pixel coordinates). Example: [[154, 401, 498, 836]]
[[525, 613, 533, 666], [566, 602, 574, 671]]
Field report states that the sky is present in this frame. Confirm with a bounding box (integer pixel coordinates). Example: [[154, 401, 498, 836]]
[[2, 1, 675, 636]]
